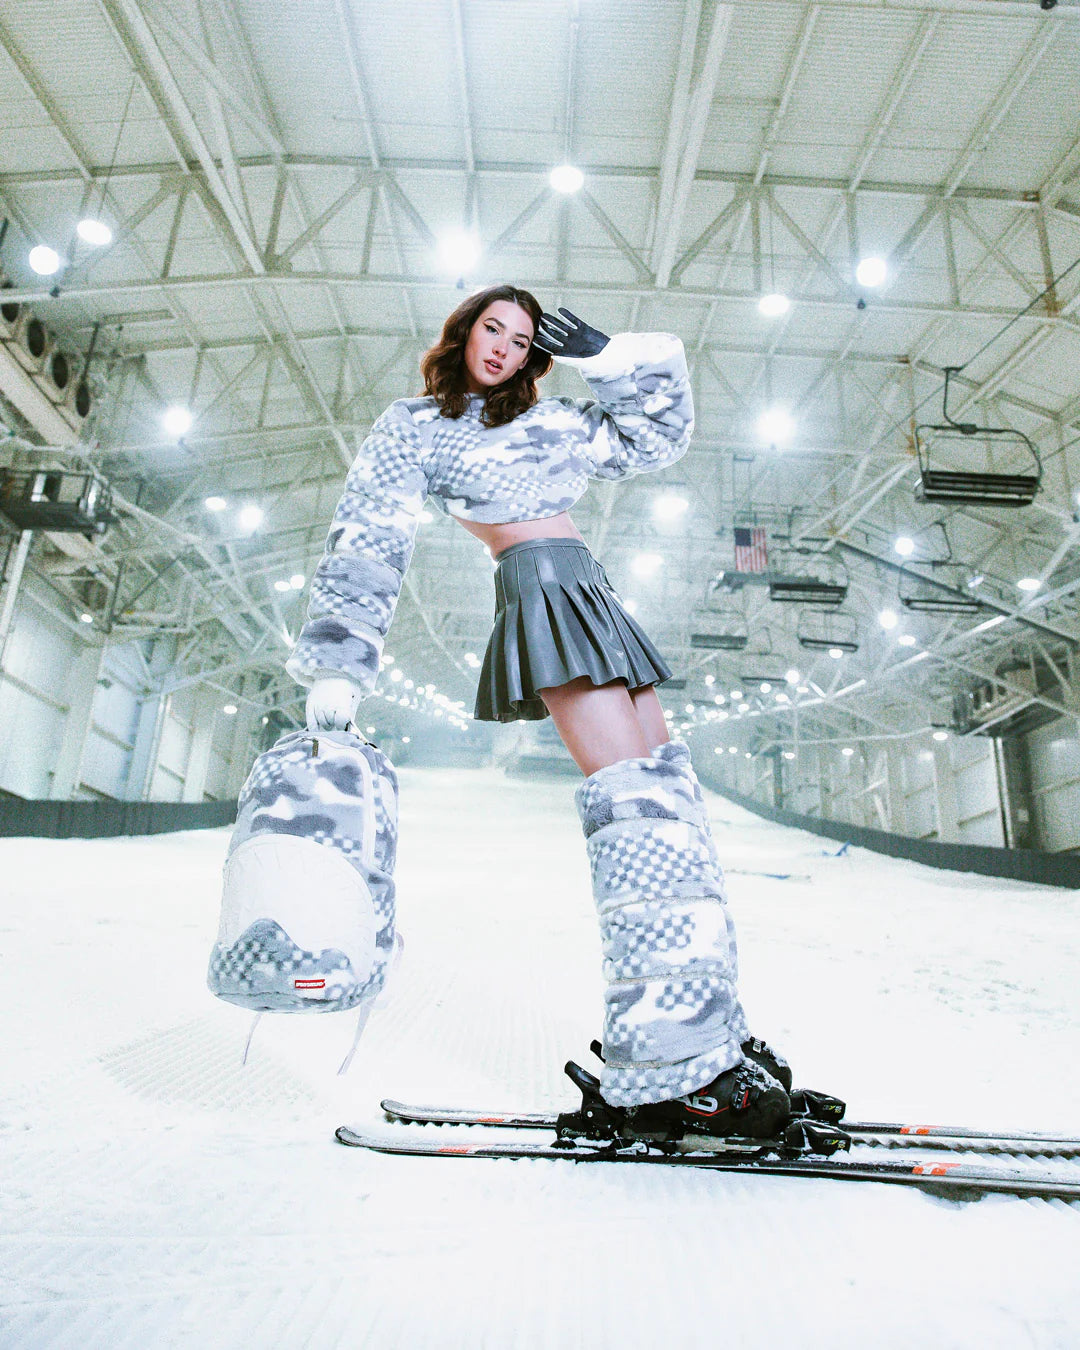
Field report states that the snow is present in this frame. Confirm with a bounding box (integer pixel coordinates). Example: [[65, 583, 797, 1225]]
[[3, 766, 1080, 1349]]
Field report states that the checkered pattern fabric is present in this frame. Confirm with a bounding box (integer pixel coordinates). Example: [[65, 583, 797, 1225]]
[[208, 730, 398, 1014], [207, 919, 366, 1013], [574, 751, 745, 1108], [286, 331, 694, 694], [651, 738, 750, 1044]]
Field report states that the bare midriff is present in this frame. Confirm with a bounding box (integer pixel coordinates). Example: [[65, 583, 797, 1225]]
[[453, 511, 585, 559]]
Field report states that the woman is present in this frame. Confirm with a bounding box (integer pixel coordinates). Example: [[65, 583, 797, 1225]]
[[286, 284, 791, 1139]]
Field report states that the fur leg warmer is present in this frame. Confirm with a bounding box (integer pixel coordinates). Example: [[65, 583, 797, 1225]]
[[651, 738, 750, 1044], [574, 752, 745, 1107]]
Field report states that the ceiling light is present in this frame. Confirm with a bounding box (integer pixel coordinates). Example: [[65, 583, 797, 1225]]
[[785, 668, 800, 685], [841, 746, 855, 756], [238, 504, 263, 531], [729, 746, 738, 754], [653, 491, 689, 522], [79, 612, 93, 624], [630, 552, 664, 579], [436, 229, 481, 275], [897, 634, 917, 647], [967, 574, 984, 588], [796, 685, 809, 694], [893, 536, 915, 557], [1017, 577, 1041, 592], [204, 496, 227, 512], [760, 681, 772, 693], [783, 751, 795, 760], [274, 579, 291, 592], [163, 405, 193, 438], [77, 218, 112, 247], [549, 164, 584, 194], [878, 608, 898, 630], [932, 730, 948, 742], [855, 256, 887, 288], [738, 702, 750, 712], [730, 689, 744, 700], [758, 292, 790, 318], [222, 704, 238, 715], [289, 574, 305, 589], [756, 407, 795, 446], [828, 647, 844, 659], [28, 245, 61, 276]]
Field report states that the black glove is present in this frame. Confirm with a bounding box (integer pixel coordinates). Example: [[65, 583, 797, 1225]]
[[532, 307, 610, 359]]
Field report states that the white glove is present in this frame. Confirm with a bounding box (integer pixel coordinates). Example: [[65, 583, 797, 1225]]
[[306, 676, 364, 731]]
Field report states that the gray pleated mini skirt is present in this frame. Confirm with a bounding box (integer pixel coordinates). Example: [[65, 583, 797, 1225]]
[[473, 537, 673, 723]]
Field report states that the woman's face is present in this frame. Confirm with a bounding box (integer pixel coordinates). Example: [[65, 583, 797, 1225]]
[[463, 300, 534, 394]]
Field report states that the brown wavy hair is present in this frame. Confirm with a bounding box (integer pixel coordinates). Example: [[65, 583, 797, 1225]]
[[420, 284, 553, 428]]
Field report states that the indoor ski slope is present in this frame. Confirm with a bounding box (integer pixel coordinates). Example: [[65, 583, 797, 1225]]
[[3, 764, 1080, 1349]]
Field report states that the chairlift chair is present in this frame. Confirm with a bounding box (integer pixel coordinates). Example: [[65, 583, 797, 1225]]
[[914, 367, 1040, 507], [768, 548, 849, 605], [896, 523, 984, 614], [796, 609, 859, 653], [690, 582, 750, 650]]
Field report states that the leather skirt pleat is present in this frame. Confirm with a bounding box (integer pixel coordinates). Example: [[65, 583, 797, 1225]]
[[473, 537, 673, 723]]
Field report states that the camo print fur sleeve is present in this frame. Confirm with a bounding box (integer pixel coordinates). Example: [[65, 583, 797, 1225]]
[[559, 332, 695, 482], [285, 401, 429, 693]]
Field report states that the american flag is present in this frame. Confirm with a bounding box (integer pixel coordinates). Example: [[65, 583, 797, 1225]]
[[734, 526, 768, 573]]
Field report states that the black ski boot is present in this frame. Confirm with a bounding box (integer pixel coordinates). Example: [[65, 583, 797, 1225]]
[[740, 1037, 792, 1092], [623, 1059, 791, 1142]]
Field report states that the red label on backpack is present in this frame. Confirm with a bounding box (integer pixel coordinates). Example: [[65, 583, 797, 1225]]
[[295, 978, 326, 990]]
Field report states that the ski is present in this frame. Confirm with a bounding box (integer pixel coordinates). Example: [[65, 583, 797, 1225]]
[[336, 1123, 1080, 1199], [379, 1098, 1080, 1158]]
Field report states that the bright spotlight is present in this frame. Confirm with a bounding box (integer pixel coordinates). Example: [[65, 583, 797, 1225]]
[[549, 164, 584, 194], [204, 496, 227, 512], [28, 245, 61, 276], [222, 704, 238, 715], [77, 218, 113, 247], [828, 647, 844, 659], [785, 668, 800, 685], [630, 552, 664, 579], [436, 229, 481, 274], [760, 682, 772, 693], [841, 746, 855, 756], [932, 730, 948, 742], [856, 256, 887, 288], [163, 405, 193, 438], [289, 574, 306, 590], [757, 292, 791, 318], [897, 634, 917, 647], [79, 612, 94, 624], [756, 408, 795, 445], [893, 536, 915, 557], [878, 608, 898, 630], [653, 492, 689, 522], [274, 579, 291, 593], [238, 504, 264, 531], [1017, 577, 1041, 592]]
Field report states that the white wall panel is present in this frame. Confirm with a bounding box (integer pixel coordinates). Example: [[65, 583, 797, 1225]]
[[1026, 719, 1080, 853], [950, 738, 1004, 847], [80, 730, 131, 799], [0, 677, 63, 797]]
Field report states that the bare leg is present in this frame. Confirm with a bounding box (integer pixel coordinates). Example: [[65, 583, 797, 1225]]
[[629, 683, 669, 751], [537, 675, 651, 776]]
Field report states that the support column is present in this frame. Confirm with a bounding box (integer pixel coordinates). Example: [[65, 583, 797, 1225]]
[[124, 638, 177, 801], [885, 744, 908, 835], [0, 530, 32, 671], [182, 684, 221, 802], [49, 641, 106, 799], [931, 740, 961, 843]]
